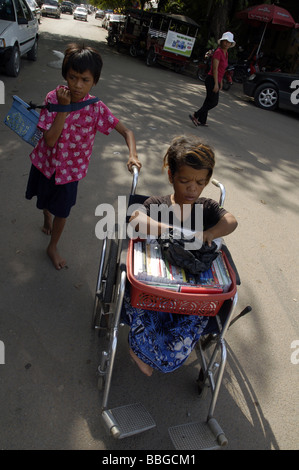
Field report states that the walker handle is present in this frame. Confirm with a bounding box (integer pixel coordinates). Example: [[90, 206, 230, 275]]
[[130, 165, 139, 195], [211, 178, 226, 207]]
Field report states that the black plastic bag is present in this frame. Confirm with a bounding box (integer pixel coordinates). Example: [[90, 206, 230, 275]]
[[158, 229, 219, 274]]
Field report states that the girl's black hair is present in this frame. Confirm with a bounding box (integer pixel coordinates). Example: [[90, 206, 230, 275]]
[[62, 43, 103, 84], [163, 135, 215, 180]]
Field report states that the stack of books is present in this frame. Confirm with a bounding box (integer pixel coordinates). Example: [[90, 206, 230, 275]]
[[133, 239, 232, 293]]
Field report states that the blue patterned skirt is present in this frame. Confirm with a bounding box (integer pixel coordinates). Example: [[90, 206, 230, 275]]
[[121, 288, 209, 373]]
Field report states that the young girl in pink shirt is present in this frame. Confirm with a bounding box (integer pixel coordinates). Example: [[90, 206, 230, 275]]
[[26, 43, 141, 270]]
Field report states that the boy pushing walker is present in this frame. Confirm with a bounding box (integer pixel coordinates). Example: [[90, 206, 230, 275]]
[[25, 43, 141, 270]]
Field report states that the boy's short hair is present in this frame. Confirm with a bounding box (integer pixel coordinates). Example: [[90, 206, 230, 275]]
[[163, 135, 215, 180], [62, 43, 103, 84]]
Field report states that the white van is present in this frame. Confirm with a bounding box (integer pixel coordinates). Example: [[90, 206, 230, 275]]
[[0, 0, 39, 76]]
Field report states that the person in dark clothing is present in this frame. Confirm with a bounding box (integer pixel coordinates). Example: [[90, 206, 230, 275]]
[[189, 32, 235, 127]]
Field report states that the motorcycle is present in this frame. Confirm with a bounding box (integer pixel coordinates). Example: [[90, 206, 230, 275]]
[[232, 59, 251, 83], [232, 55, 281, 83], [129, 38, 146, 57], [222, 65, 234, 90], [196, 49, 214, 81], [106, 23, 121, 47]]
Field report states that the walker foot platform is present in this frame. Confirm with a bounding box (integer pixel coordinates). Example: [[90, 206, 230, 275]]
[[102, 403, 156, 439], [168, 418, 228, 450]]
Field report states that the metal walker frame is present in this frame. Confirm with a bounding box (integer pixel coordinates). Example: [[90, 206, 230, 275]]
[[92, 167, 251, 449]]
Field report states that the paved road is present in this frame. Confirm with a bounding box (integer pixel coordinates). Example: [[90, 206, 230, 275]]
[[0, 13, 298, 451]]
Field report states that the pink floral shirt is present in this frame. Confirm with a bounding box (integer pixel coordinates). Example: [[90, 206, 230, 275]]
[[29, 86, 119, 185]]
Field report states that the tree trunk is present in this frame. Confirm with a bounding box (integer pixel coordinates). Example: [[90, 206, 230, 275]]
[[209, 0, 235, 40]]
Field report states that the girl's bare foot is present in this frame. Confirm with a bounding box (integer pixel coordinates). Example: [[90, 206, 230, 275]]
[[129, 348, 153, 376], [47, 244, 67, 270], [42, 210, 52, 235]]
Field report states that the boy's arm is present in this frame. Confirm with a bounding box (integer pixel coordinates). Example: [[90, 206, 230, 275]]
[[129, 210, 169, 238], [114, 121, 142, 172], [129, 209, 238, 245], [43, 87, 71, 148], [203, 212, 238, 246]]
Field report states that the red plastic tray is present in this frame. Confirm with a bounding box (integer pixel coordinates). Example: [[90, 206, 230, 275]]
[[127, 239, 237, 316]]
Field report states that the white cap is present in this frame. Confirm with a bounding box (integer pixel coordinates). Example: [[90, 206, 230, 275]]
[[218, 31, 236, 47]]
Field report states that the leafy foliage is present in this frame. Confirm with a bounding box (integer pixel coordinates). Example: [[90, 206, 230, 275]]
[[93, 0, 298, 57]]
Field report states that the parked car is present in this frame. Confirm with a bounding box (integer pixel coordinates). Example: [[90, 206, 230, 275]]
[[61, 1, 73, 14], [103, 13, 125, 30], [73, 6, 87, 21], [95, 9, 104, 19], [27, 0, 41, 23], [243, 71, 299, 113], [0, 0, 39, 76], [41, 0, 61, 18], [101, 12, 111, 29]]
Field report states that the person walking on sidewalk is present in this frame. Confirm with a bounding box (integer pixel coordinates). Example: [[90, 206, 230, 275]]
[[189, 32, 235, 127]]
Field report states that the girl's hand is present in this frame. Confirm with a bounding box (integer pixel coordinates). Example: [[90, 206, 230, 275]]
[[213, 83, 219, 93], [127, 155, 142, 172], [56, 87, 71, 106], [44, 88, 70, 147]]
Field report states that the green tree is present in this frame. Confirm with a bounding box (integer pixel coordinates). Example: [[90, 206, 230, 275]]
[[94, 0, 298, 51], [95, 0, 149, 10]]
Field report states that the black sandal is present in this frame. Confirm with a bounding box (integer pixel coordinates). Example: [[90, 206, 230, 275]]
[[189, 114, 199, 127]]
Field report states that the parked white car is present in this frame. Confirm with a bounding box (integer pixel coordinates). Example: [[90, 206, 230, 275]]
[[0, 0, 39, 76], [95, 9, 104, 19], [41, 0, 61, 19], [73, 6, 87, 21]]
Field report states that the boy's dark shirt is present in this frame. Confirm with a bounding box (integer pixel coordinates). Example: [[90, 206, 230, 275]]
[[143, 195, 227, 231]]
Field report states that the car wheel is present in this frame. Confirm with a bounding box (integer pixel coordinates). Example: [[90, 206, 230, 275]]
[[254, 82, 278, 110], [130, 45, 137, 57], [6, 45, 20, 77], [27, 39, 38, 61]]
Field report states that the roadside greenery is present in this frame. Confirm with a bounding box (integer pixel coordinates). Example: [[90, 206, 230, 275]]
[[91, 0, 298, 59], [91, 1, 272, 49]]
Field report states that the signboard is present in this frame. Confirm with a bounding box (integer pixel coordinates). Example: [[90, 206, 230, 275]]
[[163, 30, 195, 57]]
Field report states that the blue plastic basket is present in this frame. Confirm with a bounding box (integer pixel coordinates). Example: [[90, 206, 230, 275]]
[[4, 95, 43, 147]]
